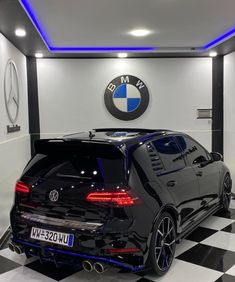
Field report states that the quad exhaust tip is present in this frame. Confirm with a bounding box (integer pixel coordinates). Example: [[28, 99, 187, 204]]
[[9, 243, 108, 273], [8, 242, 15, 252], [8, 242, 24, 255], [82, 261, 108, 273], [82, 260, 93, 272], [14, 245, 24, 255], [94, 262, 107, 274]]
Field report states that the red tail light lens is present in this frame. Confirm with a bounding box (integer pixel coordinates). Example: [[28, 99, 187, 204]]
[[15, 181, 30, 194], [86, 191, 135, 206]]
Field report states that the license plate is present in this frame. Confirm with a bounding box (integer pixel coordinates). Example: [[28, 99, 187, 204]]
[[30, 227, 74, 247]]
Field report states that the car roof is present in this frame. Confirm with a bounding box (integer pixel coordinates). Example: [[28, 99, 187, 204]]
[[62, 128, 176, 146]]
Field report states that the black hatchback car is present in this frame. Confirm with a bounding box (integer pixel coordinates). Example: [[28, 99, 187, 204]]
[[10, 128, 232, 275]]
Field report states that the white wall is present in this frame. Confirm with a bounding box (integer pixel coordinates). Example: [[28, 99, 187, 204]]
[[224, 51, 235, 191], [0, 33, 31, 235], [37, 58, 212, 150]]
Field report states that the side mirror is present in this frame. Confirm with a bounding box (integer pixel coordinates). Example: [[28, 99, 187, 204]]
[[210, 152, 223, 162]]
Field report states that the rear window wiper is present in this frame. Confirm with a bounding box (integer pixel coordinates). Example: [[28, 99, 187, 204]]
[[56, 173, 92, 180]]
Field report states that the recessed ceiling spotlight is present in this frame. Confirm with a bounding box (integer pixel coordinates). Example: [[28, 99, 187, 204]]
[[129, 29, 151, 37], [209, 51, 217, 57], [35, 52, 43, 58], [15, 28, 26, 37], [117, 53, 128, 58]]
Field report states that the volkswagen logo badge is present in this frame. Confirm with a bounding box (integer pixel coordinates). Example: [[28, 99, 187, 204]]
[[4, 59, 20, 124], [49, 190, 59, 202]]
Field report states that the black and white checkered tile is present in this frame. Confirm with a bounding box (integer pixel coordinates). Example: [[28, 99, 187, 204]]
[[0, 200, 235, 281]]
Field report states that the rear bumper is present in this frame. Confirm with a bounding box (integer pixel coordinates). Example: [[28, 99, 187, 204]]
[[11, 238, 145, 272], [10, 204, 154, 271], [10, 208, 150, 267]]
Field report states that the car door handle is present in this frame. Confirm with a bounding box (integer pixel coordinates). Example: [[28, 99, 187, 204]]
[[167, 180, 177, 187], [196, 171, 203, 177]]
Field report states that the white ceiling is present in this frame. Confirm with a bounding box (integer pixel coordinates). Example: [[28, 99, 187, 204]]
[[25, 0, 235, 49]]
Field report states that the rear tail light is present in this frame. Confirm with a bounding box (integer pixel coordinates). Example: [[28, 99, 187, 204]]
[[15, 181, 30, 194], [86, 191, 136, 206], [106, 247, 140, 254]]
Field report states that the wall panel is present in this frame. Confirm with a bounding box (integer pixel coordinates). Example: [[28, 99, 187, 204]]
[[37, 58, 212, 149], [0, 33, 30, 235]]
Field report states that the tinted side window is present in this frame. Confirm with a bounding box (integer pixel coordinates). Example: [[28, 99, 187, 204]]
[[152, 137, 185, 172], [175, 136, 209, 166]]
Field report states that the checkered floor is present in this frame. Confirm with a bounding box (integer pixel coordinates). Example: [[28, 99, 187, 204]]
[[1, 200, 235, 282]]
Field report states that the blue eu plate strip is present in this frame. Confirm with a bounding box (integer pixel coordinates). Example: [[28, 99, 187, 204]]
[[68, 234, 74, 247]]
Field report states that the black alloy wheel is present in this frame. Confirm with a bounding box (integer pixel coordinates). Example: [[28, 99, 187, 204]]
[[222, 174, 232, 211], [148, 212, 176, 276]]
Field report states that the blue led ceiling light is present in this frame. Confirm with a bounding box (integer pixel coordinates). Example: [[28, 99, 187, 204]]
[[20, 0, 51, 48], [19, 0, 157, 52], [20, 0, 235, 53], [50, 46, 157, 52], [203, 28, 235, 49]]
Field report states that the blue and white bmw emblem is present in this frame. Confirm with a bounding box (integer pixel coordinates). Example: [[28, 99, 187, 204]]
[[104, 75, 149, 120]]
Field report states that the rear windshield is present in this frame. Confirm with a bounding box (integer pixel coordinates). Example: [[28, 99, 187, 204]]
[[23, 141, 125, 183]]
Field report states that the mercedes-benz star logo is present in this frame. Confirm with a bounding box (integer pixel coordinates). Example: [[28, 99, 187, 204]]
[[49, 190, 59, 202], [4, 59, 20, 124]]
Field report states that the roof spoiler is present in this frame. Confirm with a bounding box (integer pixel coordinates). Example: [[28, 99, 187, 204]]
[[93, 128, 161, 133], [34, 138, 123, 157]]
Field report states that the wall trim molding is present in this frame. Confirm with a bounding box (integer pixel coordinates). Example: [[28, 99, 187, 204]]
[[0, 134, 29, 146]]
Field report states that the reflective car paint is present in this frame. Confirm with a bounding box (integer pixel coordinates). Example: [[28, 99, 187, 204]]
[[10, 129, 231, 271]]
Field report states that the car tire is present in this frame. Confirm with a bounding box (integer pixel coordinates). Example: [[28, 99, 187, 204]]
[[221, 174, 232, 212], [147, 211, 176, 276]]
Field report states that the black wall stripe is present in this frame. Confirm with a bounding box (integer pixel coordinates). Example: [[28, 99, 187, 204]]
[[27, 57, 40, 155], [212, 56, 224, 155]]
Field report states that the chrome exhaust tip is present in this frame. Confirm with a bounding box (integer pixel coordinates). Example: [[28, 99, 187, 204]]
[[8, 242, 15, 252], [14, 245, 24, 255], [82, 260, 93, 272], [94, 262, 108, 274]]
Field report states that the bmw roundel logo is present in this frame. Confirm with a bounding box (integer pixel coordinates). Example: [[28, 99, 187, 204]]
[[104, 75, 149, 121]]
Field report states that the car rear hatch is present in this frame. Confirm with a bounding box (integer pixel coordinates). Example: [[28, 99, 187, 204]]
[[16, 139, 135, 233]]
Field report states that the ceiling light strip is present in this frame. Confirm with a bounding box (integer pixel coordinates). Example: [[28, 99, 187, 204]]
[[50, 46, 156, 52], [19, 0, 156, 53], [19, 0, 51, 49], [203, 28, 235, 49], [20, 0, 235, 53]]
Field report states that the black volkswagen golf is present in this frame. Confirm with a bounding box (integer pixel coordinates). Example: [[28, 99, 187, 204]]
[[10, 128, 232, 275]]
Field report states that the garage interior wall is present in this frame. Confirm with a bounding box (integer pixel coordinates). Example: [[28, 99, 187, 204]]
[[0, 33, 30, 235], [0, 50, 215, 236], [37, 58, 212, 150], [224, 51, 235, 191]]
